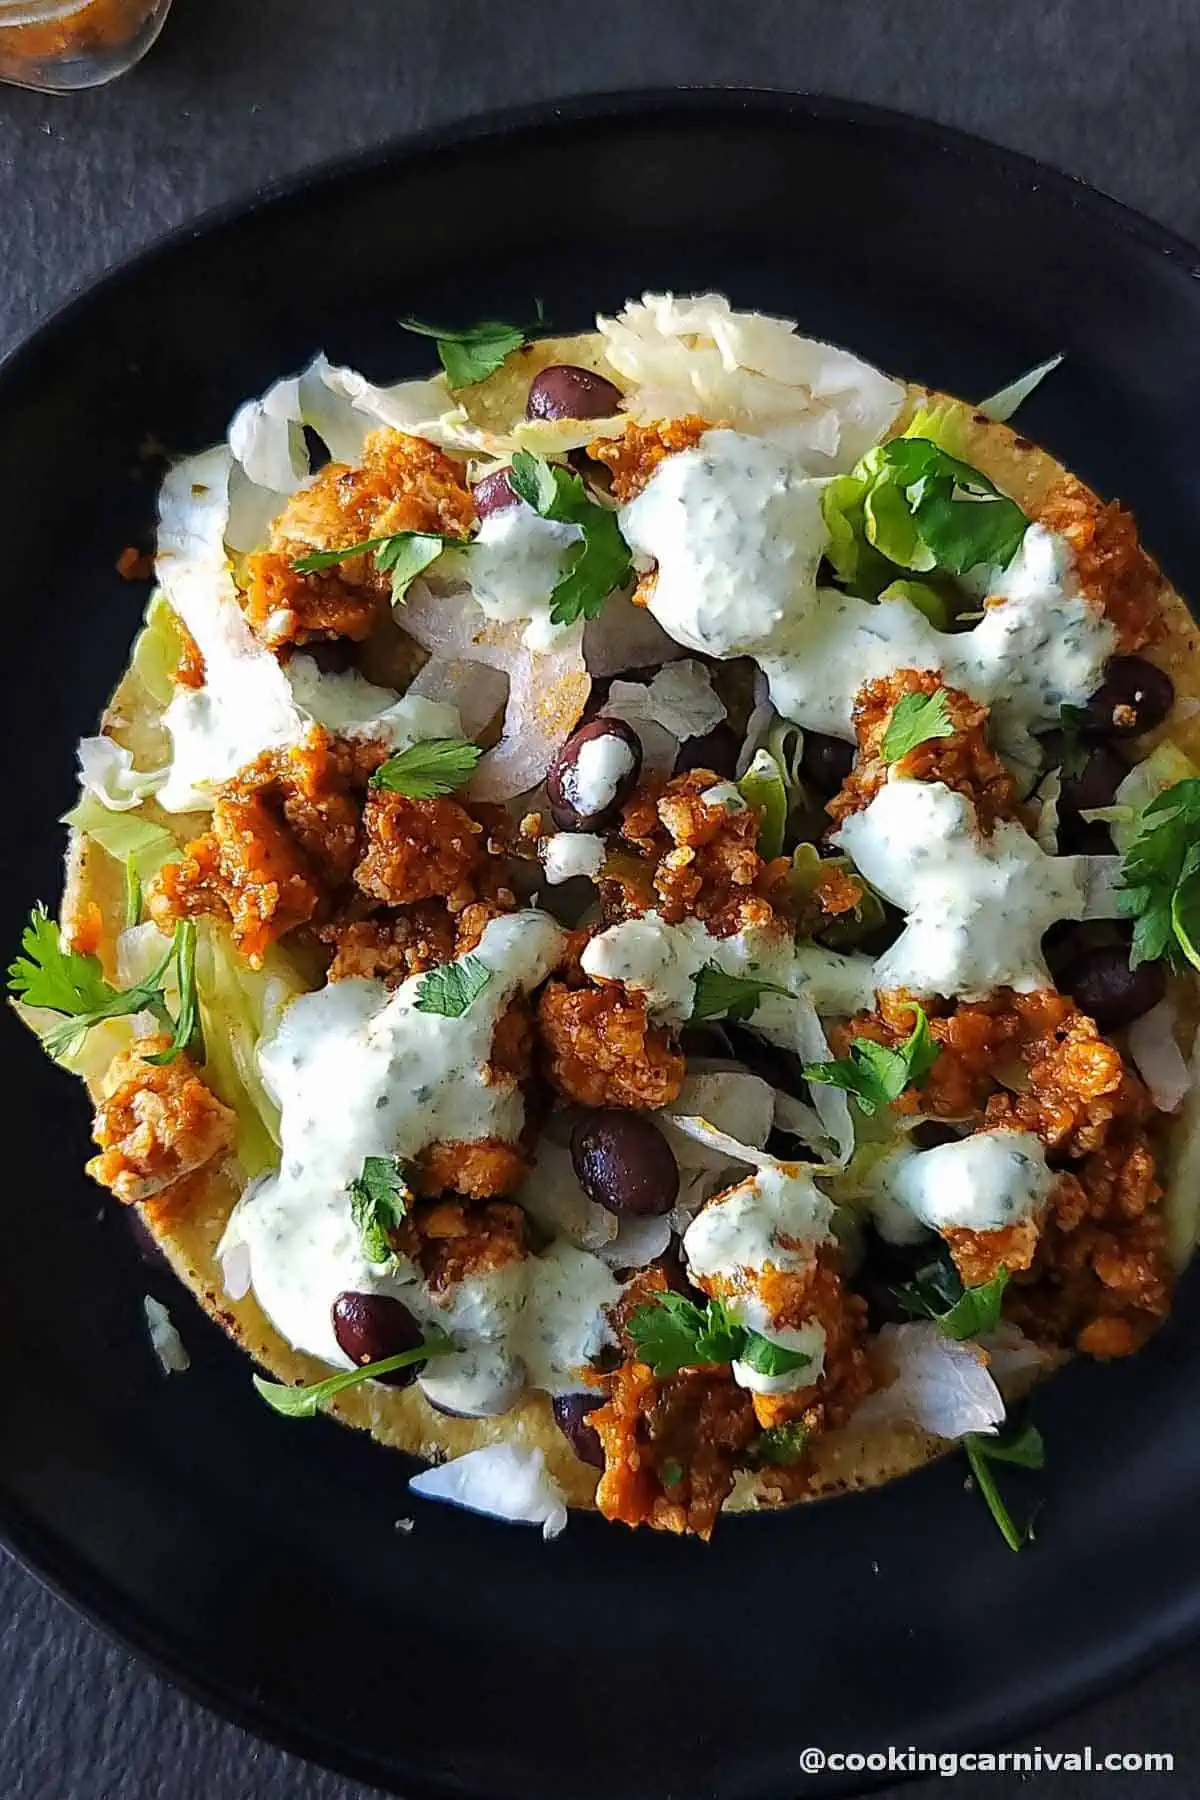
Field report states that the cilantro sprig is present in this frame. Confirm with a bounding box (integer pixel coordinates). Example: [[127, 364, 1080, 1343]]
[[9, 905, 199, 1065], [253, 1325, 455, 1418], [627, 1290, 813, 1381], [802, 1006, 938, 1117], [964, 1421, 1045, 1552], [1117, 777, 1200, 971], [690, 964, 791, 1024], [880, 438, 1028, 577], [896, 1256, 1009, 1341], [508, 450, 633, 626], [414, 954, 492, 1019], [371, 737, 481, 799], [292, 530, 469, 603], [881, 689, 955, 764], [399, 314, 531, 388], [349, 1155, 413, 1265]]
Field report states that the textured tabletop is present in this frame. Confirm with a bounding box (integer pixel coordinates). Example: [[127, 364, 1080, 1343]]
[[2, 2, 1199, 1795]]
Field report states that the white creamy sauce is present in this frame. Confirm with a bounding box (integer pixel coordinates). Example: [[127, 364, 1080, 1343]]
[[225, 913, 565, 1370], [581, 911, 876, 1026], [683, 1163, 835, 1393], [699, 781, 747, 812], [870, 1129, 1053, 1240], [621, 429, 831, 658], [568, 733, 636, 817], [155, 449, 461, 810], [835, 775, 1089, 1000], [621, 433, 1114, 747], [461, 502, 582, 653], [539, 832, 606, 885]]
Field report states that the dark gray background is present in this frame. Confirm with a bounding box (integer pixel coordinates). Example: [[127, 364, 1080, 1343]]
[[2, 1, 1199, 1795]]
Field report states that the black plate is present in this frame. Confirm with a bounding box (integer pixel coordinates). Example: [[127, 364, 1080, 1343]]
[[3, 90, 1200, 1800]]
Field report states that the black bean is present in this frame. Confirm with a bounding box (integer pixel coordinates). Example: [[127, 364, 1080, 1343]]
[[909, 1120, 961, 1151], [527, 364, 623, 422], [552, 1393, 606, 1468], [673, 721, 741, 778], [571, 1110, 679, 1216], [331, 1292, 424, 1385], [473, 468, 519, 518], [547, 715, 642, 829], [800, 730, 854, 794], [1082, 656, 1174, 739], [1059, 743, 1128, 815], [1059, 944, 1166, 1030]]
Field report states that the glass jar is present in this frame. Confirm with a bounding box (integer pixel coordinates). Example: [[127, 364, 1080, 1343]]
[[0, 0, 172, 91]]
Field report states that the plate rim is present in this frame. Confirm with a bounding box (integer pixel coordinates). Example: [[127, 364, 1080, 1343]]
[[3, 84, 1200, 1799]]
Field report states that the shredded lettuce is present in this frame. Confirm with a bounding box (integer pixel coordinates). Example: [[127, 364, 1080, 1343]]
[[1109, 743, 1200, 854], [129, 591, 188, 709], [737, 749, 788, 860], [194, 923, 312, 1176], [977, 355, 1063, 424], [61, 793, 177, 877]]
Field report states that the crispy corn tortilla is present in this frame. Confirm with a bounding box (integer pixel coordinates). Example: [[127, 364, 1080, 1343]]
[[58, 338, 1200, 1513]]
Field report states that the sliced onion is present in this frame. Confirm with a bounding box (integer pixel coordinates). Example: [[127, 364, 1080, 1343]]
[[736, 669, 776, 777], [594, 1213, 673, 1269], [604, 660, 726, 742], [407, 657, 509, 741], [143, 1295, 190, 1374], [850, 1322, 1005, 1440], [1128, 998, 1192, 1112], [409, 1444, 568, 1538], [978, 1321, 1053, 1386], [1075, 854, 1125, 920], [583, 588, 688, 678], [401, 581, 589, 801]]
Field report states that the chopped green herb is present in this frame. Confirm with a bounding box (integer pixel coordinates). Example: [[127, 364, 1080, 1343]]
[[371, 737, 481, 799], [348, 1155, 413, 1265], [690, 964, 790, 1024], [896, 1257, 1009, 1340], [964, 1421, 1045, 1551], [880, 689, 955, 764], [413, 954, 492, 1019], [8, 906, 199, 1064], [737, 1331, 813, 1378], [292, 530, 468, 604], [660, 1458, 685, 1488], [626, 1291, 744, 1377], [756, 1421, 810, 1466], [253, 1326, 455, 1418], [802, 1005, 938, 1116], [508, 450, 633, 626], [1057, 703, 1090, 782], [399, 315, 529, 387], [881, 438, 1028, 576], [1117, 777, 1200, 972], [626, 1291, 810, 1383]]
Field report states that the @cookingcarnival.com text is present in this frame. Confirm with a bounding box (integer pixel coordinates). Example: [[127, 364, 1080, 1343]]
[[799, 1746, 1174, 1777]]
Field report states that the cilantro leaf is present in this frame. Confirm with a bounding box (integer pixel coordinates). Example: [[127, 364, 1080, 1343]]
[[756, 1421, 810, 1466], [253, 1326, 455, 1418], [414, 954, 492, 1019], [690, 964, 790, 1024], [1118, 778, 1200, 972], [881, 438, 1028, 576], [881, 689, 955, 764], [9, 905, 112, 1017], [802, 1006, 938, 1116], [737, 1331, 813, 1378], [399, 315, 529, 387], [964, 1422, 1045, 1551], [348, 1155, 413, 1265], [370, 737, 481, 799], [508, 450, 633, 626], [292, 530, 468, 603], [626, 1290, 744, 1376], [9, 906, 198, 1064], [896, 1256, 1009, 1340]]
